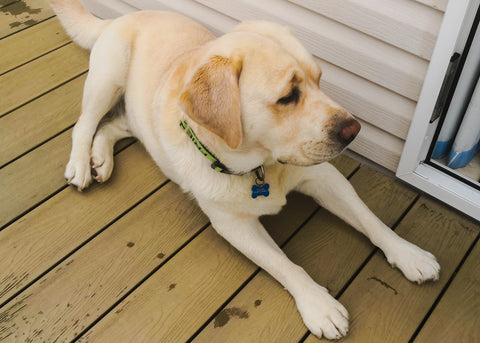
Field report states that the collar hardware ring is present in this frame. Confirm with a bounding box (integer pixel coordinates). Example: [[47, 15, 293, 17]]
[[254, 166, 266, 186]]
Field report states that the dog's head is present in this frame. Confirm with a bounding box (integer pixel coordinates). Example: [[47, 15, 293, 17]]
[[179, 21, 360, 172]]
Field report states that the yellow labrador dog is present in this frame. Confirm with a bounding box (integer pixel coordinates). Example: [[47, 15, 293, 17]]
[[49, 0, 440, 339]]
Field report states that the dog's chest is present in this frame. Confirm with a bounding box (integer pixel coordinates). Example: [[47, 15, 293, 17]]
[[213, 172, 289, 217], [215, 191, 287, 217], [248, 193, 287, 216]]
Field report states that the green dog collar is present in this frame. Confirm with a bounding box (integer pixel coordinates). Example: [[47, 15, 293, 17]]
[[179, 120, 232, 174]]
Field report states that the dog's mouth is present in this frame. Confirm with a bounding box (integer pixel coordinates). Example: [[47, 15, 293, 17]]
[[276, 158, 328, 167], [277, 141, 346, 167]]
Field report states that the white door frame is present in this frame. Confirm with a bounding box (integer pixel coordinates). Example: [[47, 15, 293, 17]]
[[397, 0, 480, 221]]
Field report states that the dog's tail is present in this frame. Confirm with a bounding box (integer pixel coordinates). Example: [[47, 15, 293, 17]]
[[48, 0, 111, 50]]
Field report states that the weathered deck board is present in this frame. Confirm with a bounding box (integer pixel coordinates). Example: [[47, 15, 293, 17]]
[[0, 74, 85, 167], [414, 237, 480, 343], [0, 0, 53, 38], [193, 167, 418, 342], [0, 182, 209, 343], [303, 197, 479, 343], [0, 129, 72, 227], [0, 143, 166, 304], [0, 125, 134, 228], [0, 17, 71, 75], [0, 42, 88, 115], [78, 225, 258, 343]]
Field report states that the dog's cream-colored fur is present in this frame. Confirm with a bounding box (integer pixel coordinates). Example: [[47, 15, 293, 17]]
[[49, 1, 440, 339]]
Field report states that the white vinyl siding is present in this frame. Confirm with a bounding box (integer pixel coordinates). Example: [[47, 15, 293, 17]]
[[414, 0, 448, 11], [81, 0, 445, 171]]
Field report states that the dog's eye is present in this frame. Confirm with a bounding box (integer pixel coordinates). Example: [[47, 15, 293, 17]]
[[277, 86, 300, 105]]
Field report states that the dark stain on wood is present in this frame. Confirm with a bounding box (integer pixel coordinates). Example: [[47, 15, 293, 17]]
[[126, 242, 135, 248], [459, 222, 478, 233], [367, 276, 398, 295], [254, 299, 262, 307], [1, 0, 41, 16], [168, 283, 176, 292], [8, 20, 21, 28], [22, 18, 36, 25], [3, 0, 42, 29], [157, 252, 165, 259], [214, 307, 249, 328]]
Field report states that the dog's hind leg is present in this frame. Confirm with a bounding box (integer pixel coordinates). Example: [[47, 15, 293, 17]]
[[65, 29, 130, 190], [90, 99, 132, 183]]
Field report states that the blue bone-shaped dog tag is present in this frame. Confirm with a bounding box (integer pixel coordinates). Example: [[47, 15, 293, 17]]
[[251, 183, 270, 198]]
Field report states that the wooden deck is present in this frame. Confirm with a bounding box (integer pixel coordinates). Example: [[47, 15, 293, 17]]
[[1, 2, 479, 342]]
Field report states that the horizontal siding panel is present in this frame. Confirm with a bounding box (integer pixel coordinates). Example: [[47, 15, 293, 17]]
[[350, 120, 404, 172], [289, 0, 442, 60], [414, 0, 448, 12], [122, 0, 237, 35], [196, 0, 428, 101], [82, 0, 137, 18]]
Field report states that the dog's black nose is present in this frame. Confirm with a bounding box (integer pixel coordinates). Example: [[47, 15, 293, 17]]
[[338, 119, 361, 144]]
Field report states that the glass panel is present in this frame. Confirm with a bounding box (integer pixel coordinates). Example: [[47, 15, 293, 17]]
[[428, 9, 480, 187]]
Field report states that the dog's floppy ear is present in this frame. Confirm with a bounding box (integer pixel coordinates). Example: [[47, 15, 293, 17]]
[[179, 55, 243, 149]]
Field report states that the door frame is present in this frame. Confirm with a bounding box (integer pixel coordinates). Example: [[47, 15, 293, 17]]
[[396, 0, 480, 221]]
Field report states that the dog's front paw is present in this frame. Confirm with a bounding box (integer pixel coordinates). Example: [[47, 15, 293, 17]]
[[385, 238, 440, 284], [295, 284, 349, 340], [65, 157, 93, 191]]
